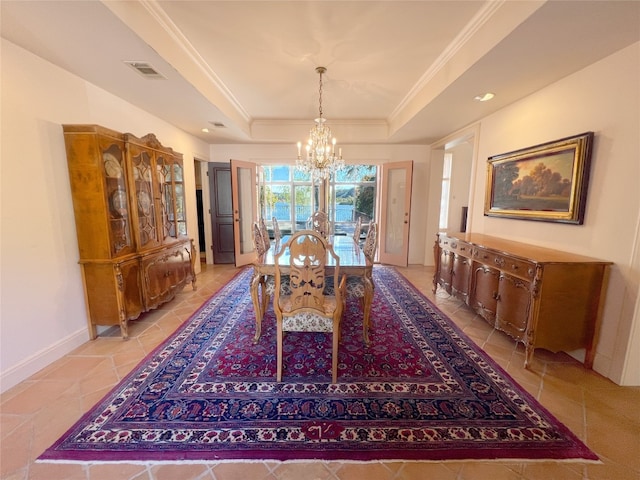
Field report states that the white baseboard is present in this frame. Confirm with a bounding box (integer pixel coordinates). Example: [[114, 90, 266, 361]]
[[0, 328, 89, 394]]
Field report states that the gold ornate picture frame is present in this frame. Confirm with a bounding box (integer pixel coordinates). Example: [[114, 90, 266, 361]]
[[484, 132, 594, 224]]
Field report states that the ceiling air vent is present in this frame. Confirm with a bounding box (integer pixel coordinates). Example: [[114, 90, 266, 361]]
[[209, 121, 226, 128], [124, 61, 166, 79]]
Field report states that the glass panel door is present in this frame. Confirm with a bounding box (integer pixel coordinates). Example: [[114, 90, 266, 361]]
[[231, 159, 258, 267], [379, 161, 413, 266]]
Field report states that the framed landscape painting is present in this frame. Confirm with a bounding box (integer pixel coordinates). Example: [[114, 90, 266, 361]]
[[484, 132, 594, 224]]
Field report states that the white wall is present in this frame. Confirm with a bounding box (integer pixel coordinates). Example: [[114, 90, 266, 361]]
[[208, 144, 431, 265], [0, 40, 209, 392], [467, 42, 640, 384]]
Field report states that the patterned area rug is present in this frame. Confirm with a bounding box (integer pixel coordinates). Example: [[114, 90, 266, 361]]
[[39, 266, 597, 463]]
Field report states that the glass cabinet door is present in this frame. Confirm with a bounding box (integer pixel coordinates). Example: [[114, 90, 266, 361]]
[[156, 153, 174, 242], [156, 155, 186, 242], [129, 145, 160, 250], [173, 161, 186, 236], [100, 139, 135, 257]]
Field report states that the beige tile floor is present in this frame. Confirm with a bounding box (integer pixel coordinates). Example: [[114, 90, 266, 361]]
[[2, 264, 639, 480]]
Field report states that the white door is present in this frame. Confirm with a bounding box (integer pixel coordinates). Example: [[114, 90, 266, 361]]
[[378, 161, 413, 266], [230, 159, 258, 267]]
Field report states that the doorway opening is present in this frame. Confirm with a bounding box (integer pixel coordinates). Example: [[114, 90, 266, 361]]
[[194, 159, 206, 263]]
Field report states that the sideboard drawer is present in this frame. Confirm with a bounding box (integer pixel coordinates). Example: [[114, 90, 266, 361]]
[[473, 248, 534, 280], [440, 235, 471, 256]]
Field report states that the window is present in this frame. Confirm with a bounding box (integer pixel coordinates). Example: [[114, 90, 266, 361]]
[[330, 166, 377, 237], [439, 153, 453, 230], [260, 165, 377, 237]]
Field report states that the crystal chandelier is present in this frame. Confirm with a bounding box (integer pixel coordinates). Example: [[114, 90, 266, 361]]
[[296, 67, 344, 179]]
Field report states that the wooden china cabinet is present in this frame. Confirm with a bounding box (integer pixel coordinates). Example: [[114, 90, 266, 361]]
[[433, 232, 611, 368], [63, 124, 196, 339]]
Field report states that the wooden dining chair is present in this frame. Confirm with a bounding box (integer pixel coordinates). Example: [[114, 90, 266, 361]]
[[250, 220, 271, 341], [252, 218, 291, 342], [273, 230, 346, 383], [326, 222, 378, 344], [307, 210, 331, 238], [359, 222, 378, 334]]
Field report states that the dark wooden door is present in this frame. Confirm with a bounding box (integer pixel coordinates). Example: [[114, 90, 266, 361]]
[[208, 162, 235, 264]]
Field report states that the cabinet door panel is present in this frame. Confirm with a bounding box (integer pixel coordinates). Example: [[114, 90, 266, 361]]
[[496, 274, 531, 342], [451, 253, 471, 300], [120, 260, 143, 320], [142, 244, 192, 309], [470, 265, 499, 325], [438, 250, 454, 293]]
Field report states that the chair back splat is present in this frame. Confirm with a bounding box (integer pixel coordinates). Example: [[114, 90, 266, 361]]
[[352, 216, 363, 244], [307, 210, 331, 238], [363, 222, 378, 262], [273, 230, 345, 383], [272, 217, 281, 244], [253, 221, 268, 256], [259, 218, 270, 252]]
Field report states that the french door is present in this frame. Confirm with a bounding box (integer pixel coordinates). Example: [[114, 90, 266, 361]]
[[230, 159, 258, 267], [378, 161, 413, 266]]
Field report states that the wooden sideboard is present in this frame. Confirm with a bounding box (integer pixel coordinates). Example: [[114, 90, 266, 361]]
[[63, 124, 196, 339], [433, 232, 611, 368]]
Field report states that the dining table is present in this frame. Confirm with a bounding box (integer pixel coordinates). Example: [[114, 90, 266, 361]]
[[250, 234, 374, 345]]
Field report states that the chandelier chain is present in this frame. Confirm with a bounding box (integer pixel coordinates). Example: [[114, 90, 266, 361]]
[[318, 70, 323, 119]]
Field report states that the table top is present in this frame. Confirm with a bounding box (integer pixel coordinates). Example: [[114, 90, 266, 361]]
[[256, 235, 368, 270]]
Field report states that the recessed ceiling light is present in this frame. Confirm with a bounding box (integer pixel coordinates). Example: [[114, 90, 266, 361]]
[[474, 92, 495, 102], [201, 128, 210, 133]]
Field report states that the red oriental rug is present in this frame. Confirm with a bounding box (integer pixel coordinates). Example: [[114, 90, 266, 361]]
[[39, 266, 598, 463]]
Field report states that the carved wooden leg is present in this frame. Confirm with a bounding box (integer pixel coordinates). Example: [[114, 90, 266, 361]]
[[114, 264, 129, 340], [119, 318, 129, 340], [87, 323, 98, 340], [524, 345, 535, 369], [332, 328, 339, 384], [250, 271, 263, 343], [260, 276, 270, 320], [276, 319, 284, 382], [362, 277, 374, 345], [189, 239, 198, 291]]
